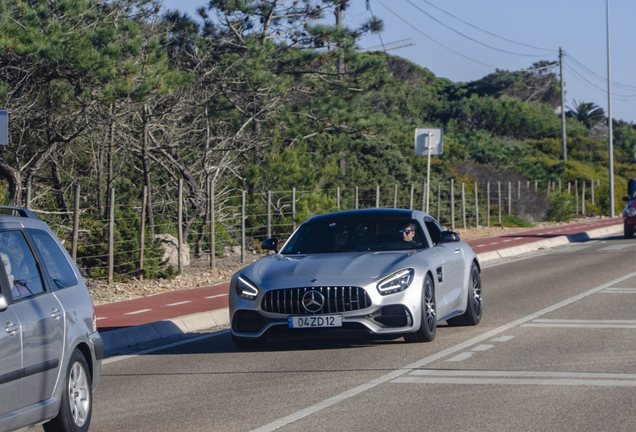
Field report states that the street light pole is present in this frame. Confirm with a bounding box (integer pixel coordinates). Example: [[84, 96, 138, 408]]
[[606, 0, 615, 217]]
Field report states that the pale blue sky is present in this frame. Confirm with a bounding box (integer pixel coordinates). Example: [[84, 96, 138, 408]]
[[160, 0, 636, 124]]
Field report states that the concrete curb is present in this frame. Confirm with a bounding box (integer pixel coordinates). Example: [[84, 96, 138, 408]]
[[476, 223, 623, 264], [102, 223, 624, 356]]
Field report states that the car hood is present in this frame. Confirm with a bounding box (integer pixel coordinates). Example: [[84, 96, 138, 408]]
[[244, 251, 425, 289]]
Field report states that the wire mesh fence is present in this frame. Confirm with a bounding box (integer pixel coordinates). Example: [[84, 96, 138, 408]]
[[20, 177, 601, 285]]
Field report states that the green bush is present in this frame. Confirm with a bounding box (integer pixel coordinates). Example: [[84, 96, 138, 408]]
[[494, 215, 534, 228], [548, 192, 575, 222]]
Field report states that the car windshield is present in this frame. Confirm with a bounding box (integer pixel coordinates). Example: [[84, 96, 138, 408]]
[[281, 218, 427, 254]]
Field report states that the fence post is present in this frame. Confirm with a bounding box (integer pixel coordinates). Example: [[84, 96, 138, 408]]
[[337, 187, 341, 209], [474, 182, 479, 228], [591, 180, 594, 205], [518, 181, 521, 200], [139, 186, 146, 279], [527, 180, 530, 193], [534, 180, 538, 194], [355, 186, 358, 209], [582, 182, 586, 215], [497, 181, 502, 224], [508, 181, 512, 215], [568, 182, 571, 195], [487, 182, 490, 227], [450, 179, 455, 231], [546, 181, 551, 198], [575, 180, 579, 215], [210, 181, 215, 270], [292, 188, 296, 231], [436, 182, 441, 221], [461, 183, 466, 229], [559, 179, 562, 191], [241, 191, 246, 265], [25, 185, 31, 209], [421, 179, 426, 212], [393, 184, 398, 208], [409, 184, 414, 210], [267, 190, 271, 239], [108, 188, 114, 286], [72, 185, 80, 262], [178, 179, 183, 271], [376, 185, 380, 208]]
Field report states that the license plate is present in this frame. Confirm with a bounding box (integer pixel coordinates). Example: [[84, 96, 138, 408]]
[[288, 315, 342, 328]]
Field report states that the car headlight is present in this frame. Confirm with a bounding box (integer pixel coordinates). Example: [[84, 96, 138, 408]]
[[627, 207, 636, 217], [377, 269, 415, 295], [235, 276, 259, 300]]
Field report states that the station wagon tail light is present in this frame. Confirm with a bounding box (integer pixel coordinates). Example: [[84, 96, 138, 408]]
[[235, 276, 259, 300], [377, 269, 414, 295]]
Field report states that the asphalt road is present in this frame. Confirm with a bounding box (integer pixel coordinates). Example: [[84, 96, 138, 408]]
[[46, 235, 636, 431]]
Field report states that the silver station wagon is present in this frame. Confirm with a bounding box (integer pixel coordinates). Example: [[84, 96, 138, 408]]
[[0, 206, 102, 432]]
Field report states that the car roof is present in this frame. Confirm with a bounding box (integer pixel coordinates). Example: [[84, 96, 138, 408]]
[[0, 206, 46, 229], [307, 208, 428, 223]]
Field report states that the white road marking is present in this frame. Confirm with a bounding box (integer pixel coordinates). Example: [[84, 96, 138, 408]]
[[408, 370, 636, 379], [491, 336, 515, 342], [393, 377, 636, 387], [250, 268, 636, 432], [471, 344, 494, 352], [123, 309, 152, 315], [205, 294, 229, 299], [532, 319, 636, 324], [166, 301, 192, 306], [446, 352, 473, 362], [502, 240, 512, 243], [599, 244, 635, 251], [474, 245, 485, 248], [96, 317, 108, 321], [522, 319, 636, 329], [600, 288, 636, 293], [514, 237, 522, 240]]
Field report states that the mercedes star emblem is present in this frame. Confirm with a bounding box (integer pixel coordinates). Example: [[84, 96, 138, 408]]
[[302, 290, 325, 313]]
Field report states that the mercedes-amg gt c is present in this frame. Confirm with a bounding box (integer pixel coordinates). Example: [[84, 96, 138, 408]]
[[229, 209, 482, 348]]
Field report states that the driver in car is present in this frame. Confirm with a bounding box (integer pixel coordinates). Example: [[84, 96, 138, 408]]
[[1, 251, 30, 299], [399, 223, 422, 249]]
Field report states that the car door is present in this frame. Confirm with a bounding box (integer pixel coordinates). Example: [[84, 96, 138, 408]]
[[0, 274, 23, 416], [0, 230, 65, 408], [424, 218, 464, 314]]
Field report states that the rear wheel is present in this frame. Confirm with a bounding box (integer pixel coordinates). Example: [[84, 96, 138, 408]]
[[43, 349, 92, 432], [404, 274, 436, 343], [447, 262, 482, 327], [231, 333, 267, 349]]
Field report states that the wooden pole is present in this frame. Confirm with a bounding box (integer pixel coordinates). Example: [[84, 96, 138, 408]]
[[474, 182, 479, 228], [267, 190, 271, 239], [575, 180, 579, 214], [487, 182, 490, 227], [292, 188, 296, 231], [376, 185, 380, 208], [508, 182, 512, 215], [436, 182, 441, 221], [25, 185, 31, 209], [461, 182, 466, 229], [421, 179, 426, 212], [591, 180, 595, 205], [72, 185, 80, 262], [178, 179, 183, 271], [139, 186, 146, 280], [498, 181, 502, 225], [337, 187, 341, 209], [450, 179, 455, 231], [582, 182, 586, 215], [241, 191, 246, 264], [108, 188, 114, 286], [355, 186, 358, 210], [210, 181, 215, 270], [393, 184, 398, 208], [409, 184, 414, 210]]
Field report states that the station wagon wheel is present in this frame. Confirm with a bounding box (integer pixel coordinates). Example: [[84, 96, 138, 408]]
[[447, 262, 482, 327], [404, 274, 436, 343], [43, 349, 92, 432]]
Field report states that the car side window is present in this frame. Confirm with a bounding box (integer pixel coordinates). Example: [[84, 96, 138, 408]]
[[0, 231, 45, 301], [27, 229, 78, 290], [425, 219, 442, 246]]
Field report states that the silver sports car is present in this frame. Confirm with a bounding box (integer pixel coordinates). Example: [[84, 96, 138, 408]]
[[229, 209, 482, 348]]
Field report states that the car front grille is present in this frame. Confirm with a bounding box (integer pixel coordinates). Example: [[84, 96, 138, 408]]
[[261, 286, 372, 315]]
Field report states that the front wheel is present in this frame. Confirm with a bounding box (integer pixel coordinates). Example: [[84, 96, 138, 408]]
[[625, 226, 634, 239], [447, 262, 482, 327], [404, 274, 436, 343], [43, 349, 92, 432]]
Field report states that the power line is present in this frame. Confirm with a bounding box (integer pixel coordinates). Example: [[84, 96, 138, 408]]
[[564, 60, 636, 99], [416, 0, 555, 52], [563, 63, 636, 102], [377, 0, 557, 73], [406, 0, 555, 58], [565, 51, 636, 91]]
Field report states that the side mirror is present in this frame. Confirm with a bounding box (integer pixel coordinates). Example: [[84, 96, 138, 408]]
[[0, 294, 7, 312], [622, 196, 630, 202], [261, 237, 279, 253], [440, 231, 460, 243]]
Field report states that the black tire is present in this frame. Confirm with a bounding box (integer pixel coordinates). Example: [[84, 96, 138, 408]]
[[43, 349, 92, 432], [447, 262, 482, 327], [231, 333, 267, 349], [404, 274, 436, 343], [625, 226, 634, 239]]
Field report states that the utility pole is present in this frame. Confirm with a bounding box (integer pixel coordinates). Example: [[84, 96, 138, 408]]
[[560, 47, 567, 162], [335, 1, 346, 78], [606, 0, 615, 217]]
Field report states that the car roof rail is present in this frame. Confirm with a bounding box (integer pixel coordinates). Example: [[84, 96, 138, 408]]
[[0, 206, 39, 220]]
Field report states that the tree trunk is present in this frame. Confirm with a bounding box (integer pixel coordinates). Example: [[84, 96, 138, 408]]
[[51, 150, 70, 222], [0, 155, 22, 205]]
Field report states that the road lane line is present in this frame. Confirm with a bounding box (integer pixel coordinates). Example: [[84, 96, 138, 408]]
[[408, 370, 636, 379], [491, 336, 515, 342], [166, 301, 192, 306], [96, 317, 108, 321], [123, 309, 152, 315], [250, 268, 636, 432], [532, 319, 636, 324], [599, 244, 634, 251], [205, 294, 229, 299], [471, 344, 494, 352], [522, 324, 636, 329], [392, 377, 636, 387], [600, 288, 636, 293], [446, 352, 473, 362]]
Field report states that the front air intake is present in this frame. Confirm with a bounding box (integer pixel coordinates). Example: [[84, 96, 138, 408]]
[[261, 287, 371, 315]]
